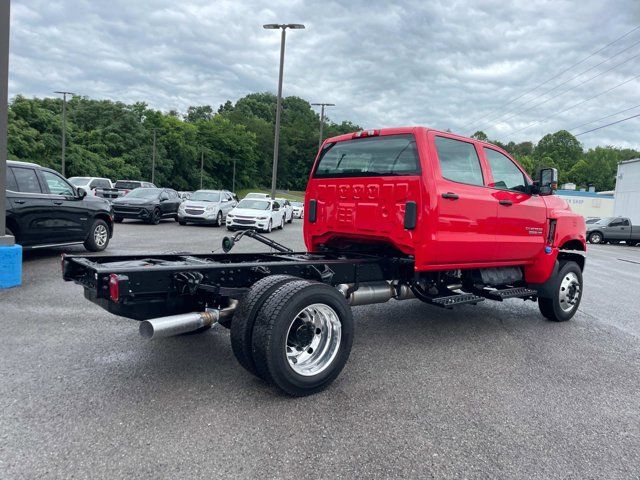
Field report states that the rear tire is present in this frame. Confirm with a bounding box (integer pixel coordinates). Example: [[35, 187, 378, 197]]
[[84, 219, 110, 252], [230, 275, 300, 376], [627, 240, 638, 246], [251, 281, 354, 396], [538, 261, 583, 322]]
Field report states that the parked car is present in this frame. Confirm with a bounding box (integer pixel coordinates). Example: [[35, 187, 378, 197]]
[[5, 160, 113, 251], [112, 187, 182, 224], [226, 198, 285, 232], [244, 192, 270, 200], [178, 191, 193, 200], [586, 216, 639, 246], [68, 177, 121, 201], [178, 189, 236, 226], [291, 201, 304, 218], [275, 197, 294, 223], [113, 180, 156, 197]]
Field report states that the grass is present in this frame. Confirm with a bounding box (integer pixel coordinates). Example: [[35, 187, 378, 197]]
[[236, 188, 305, 202]]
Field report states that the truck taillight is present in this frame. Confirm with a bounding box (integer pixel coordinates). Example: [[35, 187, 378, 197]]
[[109, 274, 120, 302], [352, 129, 380, 139]]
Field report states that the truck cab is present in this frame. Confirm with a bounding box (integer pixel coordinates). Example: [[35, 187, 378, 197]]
[[305, 127, 586, 286]]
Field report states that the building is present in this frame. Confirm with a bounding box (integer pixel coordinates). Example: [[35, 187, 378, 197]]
[[614, 158, 640, 224], [556, 189, 614, 219]]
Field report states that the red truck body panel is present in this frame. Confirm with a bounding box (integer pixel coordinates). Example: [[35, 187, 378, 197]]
[[304, 127, 585, 284]]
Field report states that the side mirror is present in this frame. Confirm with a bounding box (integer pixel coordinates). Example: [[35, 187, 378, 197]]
[[222, 198, 229, 202], [77, 187, 87, 199], [273, 206, 279, 211], [537, 167, 558, 196]]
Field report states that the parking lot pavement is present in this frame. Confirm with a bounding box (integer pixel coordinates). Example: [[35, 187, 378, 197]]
[[1, 222, 639, 479]]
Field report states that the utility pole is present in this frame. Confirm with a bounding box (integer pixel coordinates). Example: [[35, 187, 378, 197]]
[[1, 0, 12, 245], [232, 158, 236, 193], [311, 102, 335, 150], [263, 23, 305, 199], [54, 90, 74, 177], [200, 150, 204, 190], [151, 128, 156, 184]]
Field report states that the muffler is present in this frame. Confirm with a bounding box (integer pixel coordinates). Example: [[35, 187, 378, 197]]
[[139, 301, 237, 339], [337, 281, 415, 306]]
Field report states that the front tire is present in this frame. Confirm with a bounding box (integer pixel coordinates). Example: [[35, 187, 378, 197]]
[[588, 232, 603, 244], [215, 211, 223, 227], [84, 219, 110, 252], [538, 261, 583, 322], [279, 216, 285, 229], [148, 208, 161, 225], [264, 220, 272, 233], [251, 281, 354, 396]]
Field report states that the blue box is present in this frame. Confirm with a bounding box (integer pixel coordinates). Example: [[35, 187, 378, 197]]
[[0, 244, 22, 288]]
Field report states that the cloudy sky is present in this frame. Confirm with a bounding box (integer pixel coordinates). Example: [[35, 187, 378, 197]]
[[7, 0, 640, 148]]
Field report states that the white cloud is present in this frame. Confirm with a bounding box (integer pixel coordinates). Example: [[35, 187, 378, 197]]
[[8, 0, 640, 149]]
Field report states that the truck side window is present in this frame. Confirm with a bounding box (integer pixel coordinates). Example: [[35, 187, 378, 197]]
[[434, 136, 484, 186], [41, 170, 75, 196], [11, 167, 43, 193], [484, 148, 527, 192], [609, 218, 628, 227], [6, 167, 18, 191]]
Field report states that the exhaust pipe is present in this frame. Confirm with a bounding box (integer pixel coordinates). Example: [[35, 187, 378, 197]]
[[139, 301, 237, 339], [337, 281, 414, 306]]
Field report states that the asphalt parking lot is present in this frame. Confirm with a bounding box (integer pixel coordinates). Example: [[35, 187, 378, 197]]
[[1, 220, 639, 479]]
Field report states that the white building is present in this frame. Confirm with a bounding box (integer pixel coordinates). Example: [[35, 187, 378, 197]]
[[556, 189, 614, 219], [614, 158, 640, 224]]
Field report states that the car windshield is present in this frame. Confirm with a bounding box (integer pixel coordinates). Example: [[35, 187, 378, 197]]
[[190, 191, 221, 202], [593, 217, 614, 225], [314, 134, 420, 178], [237, 199, 270, 210], [115, 181, 141, 189], [125, 188, 161, 199], [68, 177, 91, 186], [291, 201, 303, 207], [245, 193, 269, 199]]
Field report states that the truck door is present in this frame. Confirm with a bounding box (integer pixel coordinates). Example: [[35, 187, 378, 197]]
[[606, 217, 631, 240], [39, 169, 88, 242], [482, 147, 547, 262], [427, 133, 498, 265]]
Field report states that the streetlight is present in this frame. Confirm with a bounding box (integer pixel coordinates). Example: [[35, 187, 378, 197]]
[[54, 90, 75, 177], [200, 149, 204, 189], [1, 0, 13, 247], [263, 23, 305, 199], [151, 128, 156, 184], [311, 102, 335, 150]]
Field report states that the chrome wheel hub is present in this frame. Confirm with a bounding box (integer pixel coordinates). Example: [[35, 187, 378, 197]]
[[559, 272, 581, 313], [286, 303, 342, 376], [94, 224, 108, 247]]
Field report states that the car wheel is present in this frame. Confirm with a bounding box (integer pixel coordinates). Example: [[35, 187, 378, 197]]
[[231, 275, 300, 376], [264, 220, 272, 233], [627, 240, 638, 246], [588, 232, 603, 244], [84, 219, 110, 252], [178, 220, 187, 226], [287, 214, 293, 224], [227, 226, 235, 232], [5, 226, 17, 242], [215, 211, 223, 227], [280, 217, 285, 229], [538, 261, 583, 322], [114, 216, 123, 223], [251, 280, 354, 396], [148, 208, 161, 225]]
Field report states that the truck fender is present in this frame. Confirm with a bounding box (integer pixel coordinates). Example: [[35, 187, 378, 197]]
[[529, 249, 586, 299]]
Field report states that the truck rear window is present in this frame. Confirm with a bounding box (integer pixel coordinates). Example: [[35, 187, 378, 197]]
[[314, 134, 420, 178]]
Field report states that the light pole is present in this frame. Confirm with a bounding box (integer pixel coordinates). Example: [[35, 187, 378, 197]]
[[1, 0, 12, 245], [54, 90, 74, 177], [232, 158, 236, 193], [311, 102, 335, 150], [263, 23, 305, 199], [200, 149, 204, 189], [151, 128, 156, 184]]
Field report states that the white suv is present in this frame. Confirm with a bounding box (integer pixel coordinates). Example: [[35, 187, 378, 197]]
[[178, 190, 236, 226], [226, 198, 286, 233]]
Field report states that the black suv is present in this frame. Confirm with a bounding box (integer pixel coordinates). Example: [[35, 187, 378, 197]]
[[112, 187, 182, 224], [5, 160, 114, 251]]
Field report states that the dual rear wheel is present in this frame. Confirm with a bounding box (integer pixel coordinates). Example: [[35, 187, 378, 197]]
[[230, 276, 354, 396]]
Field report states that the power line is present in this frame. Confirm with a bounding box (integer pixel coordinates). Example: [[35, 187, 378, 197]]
[[507, 72, 640, 136], [567, 103, 640, 131], [479, 40, 640, 130], [575, 113, 640, 136], [463, 24, 640, 130]]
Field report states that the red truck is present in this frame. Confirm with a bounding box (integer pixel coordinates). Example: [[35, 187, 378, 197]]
[[62, 127, 586, 396]]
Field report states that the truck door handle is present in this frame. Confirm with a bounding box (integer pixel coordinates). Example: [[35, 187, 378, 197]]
[[499, 199, 513, 206], [441, 192, 459, 200], [14, 200, 26, 204], [53, 200, 64, 205]]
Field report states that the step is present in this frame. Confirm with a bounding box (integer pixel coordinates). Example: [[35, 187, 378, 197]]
[[480, 287, 538, 301], [427, 293, 485, 308]]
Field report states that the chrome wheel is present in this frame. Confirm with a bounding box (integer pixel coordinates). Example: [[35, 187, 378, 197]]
[[94, 224, 108, 247], [285, 303, 342, 377], [589, 232, 602, 244], [559, 272, 581, 313]]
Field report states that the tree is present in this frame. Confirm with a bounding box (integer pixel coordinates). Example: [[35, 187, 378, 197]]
[[533, 130, 582, 181], [471, 131, 487, 141]]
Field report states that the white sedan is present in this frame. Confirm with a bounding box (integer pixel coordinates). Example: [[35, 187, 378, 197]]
[[291, 201, 304, 219], [226, 198, 286, 233]]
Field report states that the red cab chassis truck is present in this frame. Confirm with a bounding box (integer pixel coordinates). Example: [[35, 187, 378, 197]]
[[62, 127, 586, 396]]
